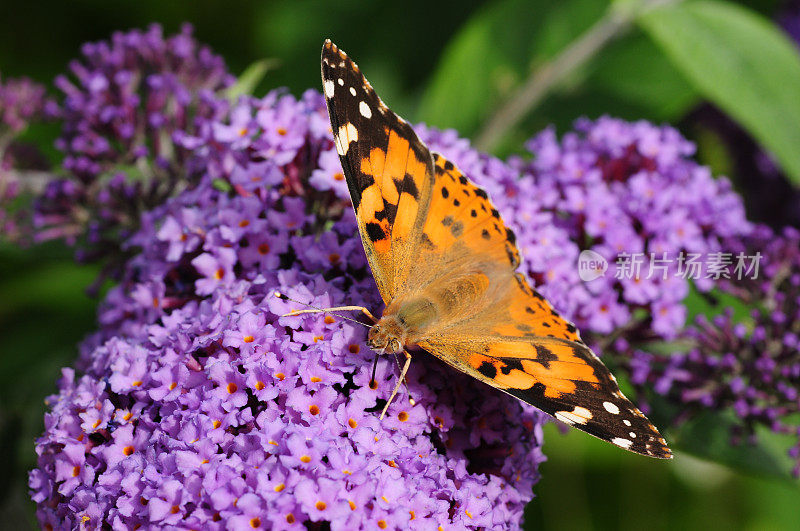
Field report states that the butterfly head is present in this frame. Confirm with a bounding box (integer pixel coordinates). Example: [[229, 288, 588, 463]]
[[367, 320, 404, 354]]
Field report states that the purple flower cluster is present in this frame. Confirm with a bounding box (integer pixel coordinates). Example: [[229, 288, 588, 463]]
[[630, 225, 800, 475], [30, 89, 549, 530], [0, 73, 52, 135], [33, 24, 233, 273], [0, 73, 54, 240], [516, 117, 750, 339]]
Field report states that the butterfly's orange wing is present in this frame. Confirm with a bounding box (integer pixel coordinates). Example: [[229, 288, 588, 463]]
[[321, 41, 671, 459], [321, 40, 435, 302], [414, 156, 671, 458]]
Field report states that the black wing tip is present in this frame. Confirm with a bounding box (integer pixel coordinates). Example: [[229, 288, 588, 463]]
[[321, 39, 347, 62], [641, 441, 673, 460], [613, 424, 673, 460]]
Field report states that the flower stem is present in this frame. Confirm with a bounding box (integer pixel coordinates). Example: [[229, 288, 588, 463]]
[[474, 0, 680, 152]]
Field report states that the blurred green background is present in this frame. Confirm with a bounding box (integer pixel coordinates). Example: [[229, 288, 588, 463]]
[[2, 0, 799, 529]]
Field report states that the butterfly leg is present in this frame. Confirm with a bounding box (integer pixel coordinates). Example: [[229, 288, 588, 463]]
[[391, 352, 416, 406], [380, 350, 412, 419]]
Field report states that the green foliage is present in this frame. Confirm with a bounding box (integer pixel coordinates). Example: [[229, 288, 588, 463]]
[[418, 0, 607, 136], [0, 243, 100, 528], [225, 58, 280, 101], [670, 410, 799, 479], [589, 32, 699, 120], [639, 0, 800, 184]]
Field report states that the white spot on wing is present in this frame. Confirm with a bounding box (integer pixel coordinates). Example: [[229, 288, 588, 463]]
[[337, 78, 344, 86], [554, 406, 592, 425], [573, 406, 592, 418], [334, 122, 358, 156], [324, 79, 335, 98], [349, 87, 357, 96], [623, 419, 631, 426], [629, 432, 637, 438], [603, 401, 620, 415], [359, 101, 372, 119], [612, 437, 633, 449], [334, 135, 346, 156]]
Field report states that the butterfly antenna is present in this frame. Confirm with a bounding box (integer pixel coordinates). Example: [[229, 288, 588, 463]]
[[272, 291, 373, 327]]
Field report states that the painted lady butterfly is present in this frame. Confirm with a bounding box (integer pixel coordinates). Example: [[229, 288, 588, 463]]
[[320, 40, 671, 459]]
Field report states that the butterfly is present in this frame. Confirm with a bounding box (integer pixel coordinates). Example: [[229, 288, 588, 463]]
[[319, 39, 672, 459]]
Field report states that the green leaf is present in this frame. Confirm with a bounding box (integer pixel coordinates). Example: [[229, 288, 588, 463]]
[[638, 0, 800, 184], [212, 178, 233, 193], [682, 282, 754, 325], [225, 58, 280, 101], [418, 0, 606, 136], [589, 32, 699, 121], [668, 409, 798, 480]]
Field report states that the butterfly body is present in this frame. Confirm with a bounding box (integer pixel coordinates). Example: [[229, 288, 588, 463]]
[[321, 40, 672, 459]]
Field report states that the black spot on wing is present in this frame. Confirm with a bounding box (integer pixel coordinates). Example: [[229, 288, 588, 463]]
[[505, 228, 516, 245], [499, 358, 524, 375], [347, 172, 375, 210], [394, 173, 419, 200], [373, 197, 398, 225], [478, 361, 497, 379], [506, 244, 520, 267], [533, 344, 558, 368], [365, 222, 386, 243]]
